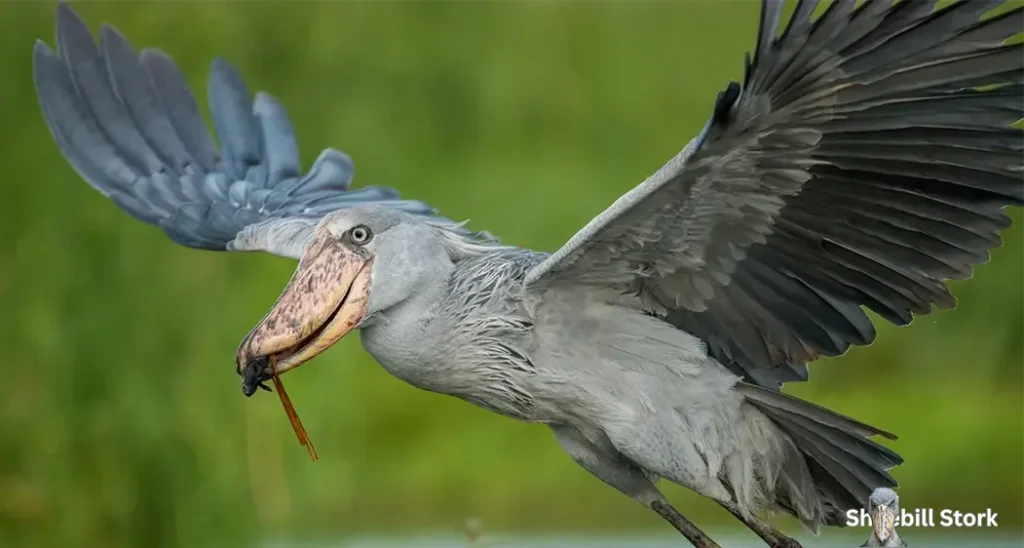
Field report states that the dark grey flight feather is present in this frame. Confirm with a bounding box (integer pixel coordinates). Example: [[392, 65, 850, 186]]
[[528, 0, 1024, 390], [33, 2, 484, 259]]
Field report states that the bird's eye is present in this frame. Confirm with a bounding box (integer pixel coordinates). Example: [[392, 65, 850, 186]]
[[348, 225, 373, 245]]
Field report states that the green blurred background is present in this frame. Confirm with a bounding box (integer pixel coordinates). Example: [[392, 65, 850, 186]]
[[1, 1, 1021, 547]]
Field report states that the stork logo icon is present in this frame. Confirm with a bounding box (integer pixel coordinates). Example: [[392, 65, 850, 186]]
[[861, 487, 908, 547]]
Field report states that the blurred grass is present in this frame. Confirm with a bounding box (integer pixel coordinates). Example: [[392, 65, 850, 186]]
[[0, 1, 1021, 547]]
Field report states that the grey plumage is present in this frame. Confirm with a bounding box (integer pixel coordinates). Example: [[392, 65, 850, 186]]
[[742, 383, 901, 520], [35, 1, 1023, 547], [527, 0, 1024, 391], [33, 2, 484, 258]]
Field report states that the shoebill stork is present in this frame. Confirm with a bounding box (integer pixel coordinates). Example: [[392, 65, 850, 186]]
[[861, 488, 907, 547], [33, 1, 1023, 547]]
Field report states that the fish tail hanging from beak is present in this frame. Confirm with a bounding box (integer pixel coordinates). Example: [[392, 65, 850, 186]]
[[269, 355, 318, 461]]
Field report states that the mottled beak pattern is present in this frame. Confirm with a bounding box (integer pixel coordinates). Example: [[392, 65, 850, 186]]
[[237, 228, 373, 396], [872, 503, 896, 544]]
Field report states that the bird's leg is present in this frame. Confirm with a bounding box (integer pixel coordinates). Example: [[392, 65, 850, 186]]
[[551, 425, 721, 548], [651, 499, 722, 548], [717, 501, 803, 548]]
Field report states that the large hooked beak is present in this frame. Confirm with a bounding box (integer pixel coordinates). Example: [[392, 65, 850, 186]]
[[236, 227, 373, 396], [871, 503, 896, 543]]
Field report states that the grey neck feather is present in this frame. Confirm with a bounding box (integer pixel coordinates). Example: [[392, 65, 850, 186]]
[[358, 223, 464, 391]]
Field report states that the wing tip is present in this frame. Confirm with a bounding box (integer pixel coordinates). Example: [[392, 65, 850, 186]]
[[55, 0, 92, 48], [138, 46, 168, 63], [98, 21, 132, 52], [711, 81, 742, 128], [55, 0, 75, 21], [31, 40, 62, 126], [32, 38, 54, 59], [209, 56, 246, 88], [249, 90, 278, 110], [31, 39, 62, 116]]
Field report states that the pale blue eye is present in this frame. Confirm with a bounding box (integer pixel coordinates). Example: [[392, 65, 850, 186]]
[[350, 225, 372, 244]]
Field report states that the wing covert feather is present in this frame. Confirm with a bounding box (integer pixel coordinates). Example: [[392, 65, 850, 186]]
[[528, 0, 1023, 388]]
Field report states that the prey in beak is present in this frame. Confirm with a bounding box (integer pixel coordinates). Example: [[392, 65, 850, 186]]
[[237, 226, 374, 395], [235, 226, 374, 461]]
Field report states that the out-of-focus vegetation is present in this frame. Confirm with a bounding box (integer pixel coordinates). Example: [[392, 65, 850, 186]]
[[0, 1, 1021, 547]]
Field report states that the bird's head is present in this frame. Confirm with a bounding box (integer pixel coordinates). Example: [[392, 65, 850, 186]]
[[868, 487, 900, 543], [235, 204, 454, 395]]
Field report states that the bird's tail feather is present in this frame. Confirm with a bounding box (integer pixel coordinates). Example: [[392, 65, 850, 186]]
[[739, 383, 904, 529]]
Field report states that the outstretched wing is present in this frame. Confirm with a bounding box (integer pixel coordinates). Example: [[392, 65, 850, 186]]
[[527, 0, 1023, 389], [34, 3, 484, 260]]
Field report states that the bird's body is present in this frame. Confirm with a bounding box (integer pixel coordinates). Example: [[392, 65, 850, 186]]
[[33, 1, 1024, 546], [352, 220, 873, 529], [365, 234, 770, 499]]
